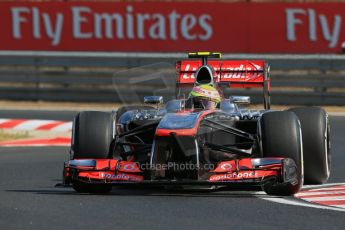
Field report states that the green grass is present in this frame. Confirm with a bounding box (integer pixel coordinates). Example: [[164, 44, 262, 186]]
[[0, 130, 30, 142]]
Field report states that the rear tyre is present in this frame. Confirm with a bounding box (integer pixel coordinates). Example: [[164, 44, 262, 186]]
[[289, 107, 330, 184], [259, 111, 303, 196], [71, 111, 114, 194], [71, 111, 114, 159]]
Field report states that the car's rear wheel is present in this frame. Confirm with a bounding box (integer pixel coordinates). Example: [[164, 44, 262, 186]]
[[70, 111, 114, 193], [259, 111, 303, 196], [289, 107, 330, 184]]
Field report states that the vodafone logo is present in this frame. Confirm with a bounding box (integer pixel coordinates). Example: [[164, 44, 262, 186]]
[[209, 171, 258, 181], [104, 173, 143, 182]]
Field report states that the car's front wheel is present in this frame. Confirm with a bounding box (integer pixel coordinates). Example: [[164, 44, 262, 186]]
[[71, 111, 114, 159], [259, 111, 303, 196], [70, 111, 114, 193]]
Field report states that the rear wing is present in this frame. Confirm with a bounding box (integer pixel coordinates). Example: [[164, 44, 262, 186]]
[[175, 58, 271, 109]]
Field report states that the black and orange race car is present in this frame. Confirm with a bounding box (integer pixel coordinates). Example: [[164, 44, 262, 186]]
[[62, 52, 331, 195]]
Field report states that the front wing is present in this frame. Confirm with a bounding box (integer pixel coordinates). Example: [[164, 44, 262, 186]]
[[63, 157, 299, 188]]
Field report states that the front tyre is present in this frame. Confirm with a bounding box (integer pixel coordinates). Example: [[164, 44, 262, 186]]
[[70, 111, 114, 194], [71, 111, 114, 159], [259, 111, 303, 196]]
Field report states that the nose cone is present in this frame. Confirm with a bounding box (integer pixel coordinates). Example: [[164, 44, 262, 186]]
[[195, 65, 214, 85]]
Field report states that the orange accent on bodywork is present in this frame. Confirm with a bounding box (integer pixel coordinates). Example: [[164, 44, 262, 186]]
[[155, 110, 214, 136], [78, 171, 144, 182], [177, 60, 265, 87], [95, 159, 114, 170], [73, 160, 144, 182], [155, 128, 198, 136], [71, 159, 142, 173], [209, 170, 278, 182], [238, 158, 253, 169], [213, 161, 237, 173]]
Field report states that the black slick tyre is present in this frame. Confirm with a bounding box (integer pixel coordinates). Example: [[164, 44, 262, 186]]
[[259, 111, 303, 196], [289, 107, 330, 184], [71, 111, 114, 159]]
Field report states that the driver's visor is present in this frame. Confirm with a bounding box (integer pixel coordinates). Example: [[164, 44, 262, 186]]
[[194, 98, 216, 109]]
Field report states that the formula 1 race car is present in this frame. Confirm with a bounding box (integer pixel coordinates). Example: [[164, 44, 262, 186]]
[[62, 52, 331, 195]]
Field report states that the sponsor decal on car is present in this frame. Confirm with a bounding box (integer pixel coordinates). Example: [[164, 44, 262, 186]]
[[220, 162, 233, 171], [209, 171, 259, 181], [212, 161, 235, 173], [103, 173, 143, 182], [178, 60, 265, 84], [119, 162, 142, 173]]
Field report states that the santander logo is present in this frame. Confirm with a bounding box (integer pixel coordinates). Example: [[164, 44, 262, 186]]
[[180, 62, 263, 80]]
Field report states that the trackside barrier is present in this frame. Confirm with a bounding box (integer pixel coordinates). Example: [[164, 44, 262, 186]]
[[0, 51, 344, 105]]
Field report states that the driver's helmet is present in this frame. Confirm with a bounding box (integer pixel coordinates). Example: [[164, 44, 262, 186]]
[[189, 85, 221, 109]]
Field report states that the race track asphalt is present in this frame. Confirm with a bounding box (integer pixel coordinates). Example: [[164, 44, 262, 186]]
[[0, 111, 344, 230]]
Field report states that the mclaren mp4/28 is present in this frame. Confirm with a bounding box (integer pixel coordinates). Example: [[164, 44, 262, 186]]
[[62, 52, 330, 195]]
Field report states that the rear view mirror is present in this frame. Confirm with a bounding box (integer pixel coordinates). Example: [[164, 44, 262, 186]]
[[144, 96, 163, 105], [165, 99, 184, 112], [230, 96, 250, 104]]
